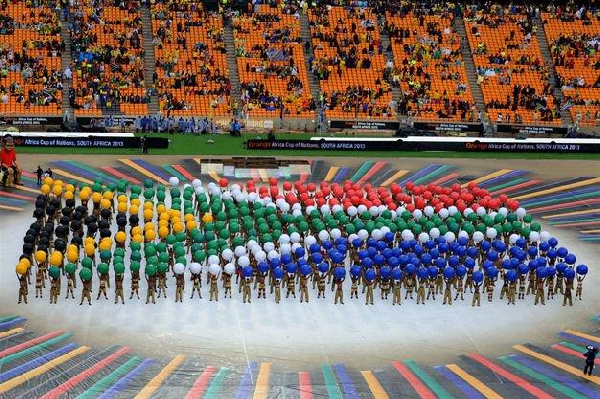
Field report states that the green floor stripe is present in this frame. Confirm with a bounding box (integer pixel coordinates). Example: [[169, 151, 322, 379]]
[[0, 333, 72, 366], [322, 364, 343, 399], [559, 341, 587, 352], [548, 218, 598, 226], [0, 316, 18, 324], [487, 177, 528, 193], [349, 161, 374, 183], [76, 356, 142, 399], [162, 165, 186, 182], [67, 160, 119, 183], [204, 367, 230, 399], [500, 356, 581, 399], [414, 165, 453, 185], [524, 190, 600, 207], [404, 360, 453, 398]]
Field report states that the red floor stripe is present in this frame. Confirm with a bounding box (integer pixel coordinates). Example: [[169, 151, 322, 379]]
[[299, 371, 314, 399], [185, 366, 217, 399], [528, 198, 600, 214], [22, 171, 36, 178], [468, 353, 553, 399], [552, 344, 600, 365], [0, 330, 63, 358], [357, 162, 386, 185], [429, 173, 460, 186], [489, 179, 542, 196], [40, 347, 131, 399], [392, 361, 436, 399], [0, 191, 35, 201], [101, 167, 141, 184], [173, 164, 196, 182]]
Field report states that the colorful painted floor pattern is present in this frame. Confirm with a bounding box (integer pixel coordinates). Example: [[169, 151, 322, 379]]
[[0, 315, 600, 398]]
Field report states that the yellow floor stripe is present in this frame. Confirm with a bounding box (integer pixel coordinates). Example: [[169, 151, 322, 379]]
[[381, 170, 409, 187], [119, 159, 168, 186], [446, 364, 503, 399], [542, 208, 600, 219], [514, 344, 600, 384], [564, 330, 600, 343], [323, 167, 340, 182], [581, 229, 600, 234], [253, 362, 272, 399], [0, 346, 89, 394], [193, 157, 202, 165], [0, 204, 24, 212], [134, 355, 185, 399], [462, 169, 513, 188], [14, 185, 39, 194], [0, 327, 25, 339], [513, 177, 600, 200], [51, 168, 94, 185], [208, 171, 220, 182], [361, 371, 389, 399], [258, 169, 269, 183]]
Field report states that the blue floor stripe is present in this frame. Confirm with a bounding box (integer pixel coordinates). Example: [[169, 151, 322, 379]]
[[0, 343, 76, 381], [97, 358, 155, 399], [398, 164, 440, 187], [0, 317, 26, 332], [234, 362, 258, 399], [478, 170, 526, 188], [333, 167, 348, 183], [332, 363, 360, 399], [133, 159, 172, 182], [558, 332, 600, 348], [435, 366, 484, 399]]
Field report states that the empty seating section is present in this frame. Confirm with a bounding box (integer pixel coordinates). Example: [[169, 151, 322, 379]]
[[0, 1, 63, 116], [70, 0, 146, 117], [464, 5, 561, 125], [151, 1, 231, 117], [385, 10, 476, 121], [309, 5, 393, 120], [233, 6, 314, 118], [543, 11, 600, 126]]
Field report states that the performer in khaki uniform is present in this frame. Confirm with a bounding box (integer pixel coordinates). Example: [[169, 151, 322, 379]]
[[472, 280, 481, 307], [114, 273, 125, 304], [242, 276, 252, 303], [80, 277, 92, 306], [365, 278, 374, 305], [257, 273, 266, 299], [534, 277, 545, 305], [507, 278, 517, 305], [526, 269, 536, 295], [210, 273, 219, 301], [334, 277, 344, 305], [486, 276, 496, 302], [274, 275, 282, 304], [416, 277, 426, 305], [286, 273, 296, 298], [426, 276, 436, 300], [317, 272, 327, 298], [546, 274, 554, 300], [299, 274, 309, 303], [454, 274, 464, 301], [157, 270, 167, 298], [223, 272, 232, 298], [175, 273, 185, 302], [392, 279, 401, 305], [443, 276, 453, 305], [554, 271, 564, 295], [146, 274, 156, 304], [563, 278, 573, 306], [97, 272, 108, 300], [49, 276, 59, 304], [190, 272, 201, 299], [576, 275, 584, 300], [518, 273, 526, 299], [130, 269, 140, 299], [380, 277, 390, 300], [404, 275, 414, 300], [465, 268, 473, 293], [35, 269, 44, 298], [65, 272, 75, 299]]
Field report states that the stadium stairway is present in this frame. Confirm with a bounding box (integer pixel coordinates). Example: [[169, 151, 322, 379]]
[[59, 13, 73, 117], [223, 21, 243, 118], [453, 17, 485, 123], [534, 16, 570, 127], [378, 15, 404, 123], [141, 5, 159, 116]]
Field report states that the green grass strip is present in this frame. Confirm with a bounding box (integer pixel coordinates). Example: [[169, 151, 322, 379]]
[[349, 161, 374, 183], [204, 367, 230, 399], [75, 356, 142, 399], [0, 333, 72, 366], [321, 364, 343, 399], [499, 356, 582, 399], [413, 164, 453, 185], [404, 360, 453, 398], [162, 165, 186, 181], [486, 177, 528, 192]]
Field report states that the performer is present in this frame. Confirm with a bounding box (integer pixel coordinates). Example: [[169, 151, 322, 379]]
[[527, 269, 536, 295], [534, 277, 545, 305], [79, 275, 92, 306], [465, 268, 473, 293], [257, 272, 266, 299], [486, 276, 496, 302], [583, 346, 598, 376], [17, 272, 28, 304], [35, 268, 44, 298], [49, 275, 59, 304], [97, 271, 108, 300], [1, 135, 21, 187], [472, 280, 481, 307], [209, 271, 219, 301], [242, 276, 252, 303], [145, 274, 156, 304], [286, 272, 296, 298], [443, 276, 453, 305], [507, 278, 516, 305], [130, 269, 140, 299], [114, 273, 125, 304], [317, 272, 327, 298], [454, 274, 464, 301], [563, 276, 573, 306], [380, 277, 390, 300], [157, 269, 167, 298], [499, 274, 508, 300], [554, 271, 564, 295], [435, 272, 443, 295], [65, 271, 75, 299], [274, 273, 282, 304], [576, 274, 584, 300], [518, 272, 526, 299], [546, 273, 554, 300], [190, 271, 202, 299], [365, 278, 374, 305], [426, 276, 435, 300], [175, 273, 184, 302], [334, 275, 344, 305], [392, 278, 401, 305], [299, 273, 309, 303], [224, 272, 232, 298], [404, 275, 414, 300]]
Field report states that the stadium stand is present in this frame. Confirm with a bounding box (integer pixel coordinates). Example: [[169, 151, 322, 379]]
[[383, 5, 477, 122], [463, 3, 563, 125], [0, 0, 63, 116], [151, 0, 231, 117], [69, 0, 146, 117], [233, 3, 315, 118], [542, 6, 600, 126], [308, 4, 394, 120]]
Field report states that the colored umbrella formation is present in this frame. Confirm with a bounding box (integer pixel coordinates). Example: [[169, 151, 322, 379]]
[[14, 175, 588, 307]]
